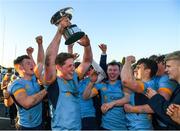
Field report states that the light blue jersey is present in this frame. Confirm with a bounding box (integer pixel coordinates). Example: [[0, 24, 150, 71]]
[[126, 75, 177, 129], [138, 74, 176, 95], [141, 79, 158, 94], [95, 80, 127, 130], [152, 74, 177, 127], [153, 74, 176, 92], [125, 79, 156, 130], [78, 77, 96, 118], [8, 75, 42, 128], [126, 93, 153, 130], [50, 72, 81, 130]]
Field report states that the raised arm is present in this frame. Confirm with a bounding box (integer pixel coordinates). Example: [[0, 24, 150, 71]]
[[36, 35, 44, 64], [98, 44, 107, 73], [26, 47, 36, 67], [34, 35, 45, 83], [67, 43, 80, 60], [121, 56, 144, 93], [67, 43, 74, 54], [44, 17, 70, 84], [76, 35, 93, 79]]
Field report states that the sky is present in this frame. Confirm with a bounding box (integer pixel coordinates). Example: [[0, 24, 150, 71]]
[[0, 0, 180, 68]]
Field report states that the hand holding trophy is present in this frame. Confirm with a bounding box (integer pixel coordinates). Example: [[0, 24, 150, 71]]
[[50, 7, 85, 45]]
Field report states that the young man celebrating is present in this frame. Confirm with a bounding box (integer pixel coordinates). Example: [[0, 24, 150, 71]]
[[146, 51, 180, 129], [7, 35, 46, 130], [44, 16, 93, 130]]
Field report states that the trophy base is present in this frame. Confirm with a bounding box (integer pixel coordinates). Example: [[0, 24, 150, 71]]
[[65, 32, 85, 45]]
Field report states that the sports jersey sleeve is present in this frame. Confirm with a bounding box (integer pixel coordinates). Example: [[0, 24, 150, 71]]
[[136, 80, 156, 94], [157, 75, 176, 96], [93, 83, 105, 95], [94, 83, 104, 90], [8, 80, 25, 97], [92, 88, 98, 95]]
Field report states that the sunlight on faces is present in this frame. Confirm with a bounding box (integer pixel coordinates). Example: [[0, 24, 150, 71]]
[[56, 58, 75, 80], [133, 66, 138, 79], [107, 65, 120, 82], [136, 64, 151, 80], [135, 64, 144, 80], [165, 60, 180, 81], [19, 59, 34, 77]]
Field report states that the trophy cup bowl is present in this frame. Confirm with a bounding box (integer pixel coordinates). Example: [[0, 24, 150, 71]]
[[50, 7, 85, 45]]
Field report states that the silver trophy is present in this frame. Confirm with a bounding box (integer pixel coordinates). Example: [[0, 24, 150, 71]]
[[50, 7, 85, 45]]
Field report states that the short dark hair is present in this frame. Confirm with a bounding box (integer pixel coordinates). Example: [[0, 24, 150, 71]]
[[107, 60, 121, 70], [136, 58, 158, 78], [155, 55, 165, 64], [55, 52, 74, 66], [14, 55, 30, 65], [149, 55, 158, 61]]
